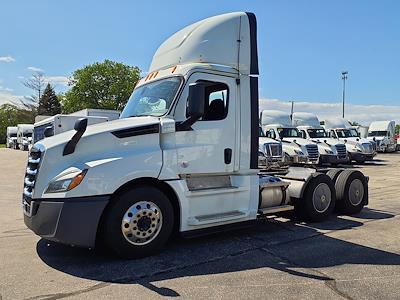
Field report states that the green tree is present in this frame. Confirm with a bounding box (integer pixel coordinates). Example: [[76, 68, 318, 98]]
[[396, 124, 400, 135], [38, 83, 61, 115], [62, 60, 140, 113]]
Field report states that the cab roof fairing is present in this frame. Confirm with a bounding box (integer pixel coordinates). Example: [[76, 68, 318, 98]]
[[147, 12, 259, 76]]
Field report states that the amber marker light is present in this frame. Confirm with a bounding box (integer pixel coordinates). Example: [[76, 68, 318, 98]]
[[67, 169, 88, 191]]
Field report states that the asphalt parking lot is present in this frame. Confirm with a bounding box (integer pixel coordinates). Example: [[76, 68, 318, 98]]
[[0, 148, 399, 299]]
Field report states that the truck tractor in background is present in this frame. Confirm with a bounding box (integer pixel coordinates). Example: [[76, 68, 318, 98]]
[[17, 124, 34, 151], [323, 118, 375, 163], [260, 110, 320, 165], [367, 120, 397, 153], [6, 127, 18, 148], [258, 126, 286, 170], [292, 112, 349, 165], [22, 12, 369, 258]]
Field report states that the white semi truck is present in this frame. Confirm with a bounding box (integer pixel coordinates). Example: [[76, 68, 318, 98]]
[[33, 114, 114, 143], [258, 126, 285, 169], [260, 110, 320, 165], [6, 126, 18, 148], [292, 112, 349, 165], [367, 120, 397, 152], [323, 118, 375, 163], [17, 124, 34, 151], [23, 12, 369, 258]]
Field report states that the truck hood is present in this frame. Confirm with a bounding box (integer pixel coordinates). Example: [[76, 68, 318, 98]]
[[37, 116, 160, 150], [282, 137, 315, 146], [310, 137, 341, 146], [367, 136, 385, 141]]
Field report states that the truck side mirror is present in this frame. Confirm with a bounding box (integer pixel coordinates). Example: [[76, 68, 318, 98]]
[[44, 126, 54, 138], [74, 118, 88, 132], [178, 82, 206, 131]]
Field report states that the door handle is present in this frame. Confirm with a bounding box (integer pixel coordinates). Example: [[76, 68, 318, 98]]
[[224, 148, 232, 164]]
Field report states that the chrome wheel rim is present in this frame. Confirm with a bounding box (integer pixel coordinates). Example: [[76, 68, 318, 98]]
[[312, 183, 332, 213], [348, 179, 364, 206], [121, 201, 162, 245]]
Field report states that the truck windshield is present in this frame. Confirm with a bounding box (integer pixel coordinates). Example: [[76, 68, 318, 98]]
[[307, 129, 327, 138], [25, 133, 32, 138], [278, 128, 300, 138], [120, 77, 182, 118], [336, 129, 358, 138], [10, 133, 17, 137], [368, 131, 388, 137]]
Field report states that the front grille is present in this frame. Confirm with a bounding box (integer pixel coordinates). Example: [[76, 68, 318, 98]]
[[264, 143, 283, 158], [362, 143, 373, 154], [23, 147, 43, 205], [335, 144, 347, 158], [305, 144, 319, 161]]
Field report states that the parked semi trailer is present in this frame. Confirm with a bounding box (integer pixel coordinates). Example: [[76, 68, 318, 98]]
[[367, 120, 397, 153], [258, 126, 286, 170], [6, 126, 18, 148], [292, 112, 349, 165], [23, 12, 369, 258]]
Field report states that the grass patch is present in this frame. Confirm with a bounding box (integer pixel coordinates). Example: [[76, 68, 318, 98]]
[[0, 144, 5, 148]]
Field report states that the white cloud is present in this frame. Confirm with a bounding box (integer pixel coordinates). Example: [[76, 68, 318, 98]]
[[0, 90, 22, 106], [259, 98, 400, 126], [44, 76, 69, 86], [0, 86, 13, 92], [27, 66, 43, 72], [0, 56, 15, 63]]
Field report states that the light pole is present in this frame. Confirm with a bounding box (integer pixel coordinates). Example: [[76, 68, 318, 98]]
[[341, 71, 348, 118], [289, 100, 295, 124]]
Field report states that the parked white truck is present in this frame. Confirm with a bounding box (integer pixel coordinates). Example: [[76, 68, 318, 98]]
[[6, 126, 18, 148], [33, 114, 114, 143], [367, 120, 397, 152], [258, 126, 285, 169], [323, 118, 375, 163], [17, 124, 34, 151], [292, 112, 349, 165], [23, 12, 368, 258], [260, 110, 320, 165]]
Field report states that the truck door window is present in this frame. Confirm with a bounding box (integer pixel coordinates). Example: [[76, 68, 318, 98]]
[[200, 82, 229, 121]]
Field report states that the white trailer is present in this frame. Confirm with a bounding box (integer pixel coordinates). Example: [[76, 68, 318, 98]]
[[33, 114, 111, 143], [292, 112, 349, 165], [17, 124, 34, 151], [23, 12, 369, 258], [323, 118, 375, 163], [260, 110, 320, 165], [6, 127, 18, 148], [367, 120, 396, 152]]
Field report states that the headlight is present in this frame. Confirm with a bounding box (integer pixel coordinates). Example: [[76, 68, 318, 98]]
[[45, 169, 87, 193], [294, 149, 304, 155]]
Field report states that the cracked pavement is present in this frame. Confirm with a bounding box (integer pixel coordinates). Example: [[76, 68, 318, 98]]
[[0, 149, 399, 299]]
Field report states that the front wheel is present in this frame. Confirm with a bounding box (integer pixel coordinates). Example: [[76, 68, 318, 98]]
[[102, 186, 174, 259]]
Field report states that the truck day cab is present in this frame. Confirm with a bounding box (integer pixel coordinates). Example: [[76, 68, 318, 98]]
[[17, 124, 34, 151], [367, 120, 397, 153], [6, 126, 18, 148], [292, 112, 349, 165], [260, 110, 320, 165], [258, 127, 285, 170], [23, 12, 369, 258], [323, 118, 375, 163]]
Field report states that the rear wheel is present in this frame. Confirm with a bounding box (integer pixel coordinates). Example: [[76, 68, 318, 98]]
[[326, 169, 343, 183], [102, 186, 174, 259], [335, 170, 367, 214], [294, 173, 336, 222]]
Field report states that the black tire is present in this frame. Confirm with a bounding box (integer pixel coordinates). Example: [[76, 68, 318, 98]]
[[294, 173, 336, 222], [102, 185, 174, 259], [335, 170, 367, 215], [354, 157, 366, 164], [326, 169, 343, 183]]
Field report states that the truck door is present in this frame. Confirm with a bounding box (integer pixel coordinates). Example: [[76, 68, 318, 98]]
[[174, 73, 237, 175]]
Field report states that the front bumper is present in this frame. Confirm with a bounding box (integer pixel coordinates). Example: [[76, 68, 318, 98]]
[[349, 152, 375, 162], [24, 195, 109, 248], [320, 154, 349, 164]]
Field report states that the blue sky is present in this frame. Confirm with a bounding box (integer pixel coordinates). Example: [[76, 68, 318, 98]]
[[1, 0, 400, 122]]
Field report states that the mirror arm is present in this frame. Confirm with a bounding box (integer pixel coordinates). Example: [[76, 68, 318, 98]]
[[176, 115, 200, 131]]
